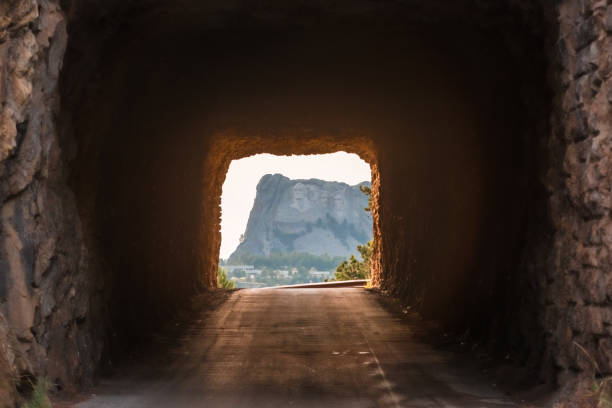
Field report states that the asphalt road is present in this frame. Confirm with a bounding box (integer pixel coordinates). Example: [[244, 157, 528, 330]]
[[73, 288, 518, 407]]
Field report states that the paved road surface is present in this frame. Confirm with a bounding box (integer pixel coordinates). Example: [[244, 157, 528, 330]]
[[74, 288, 518, 407]]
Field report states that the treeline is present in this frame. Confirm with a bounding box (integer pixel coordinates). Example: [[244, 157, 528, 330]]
[[226, 251, 346, 271]]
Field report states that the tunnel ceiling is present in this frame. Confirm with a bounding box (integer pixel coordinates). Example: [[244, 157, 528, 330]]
[[63, 0, 551, 54], [68, 0, 547, 28], [61, 0, 552, 138]]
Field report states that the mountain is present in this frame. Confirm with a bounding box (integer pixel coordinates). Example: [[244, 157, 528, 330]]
[[228, 174, 372, 261]]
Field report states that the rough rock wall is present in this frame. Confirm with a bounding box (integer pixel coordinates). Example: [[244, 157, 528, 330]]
[[542, 0, 612, 391], [375, 5, 553, 381], [0, 0, 103, 403]]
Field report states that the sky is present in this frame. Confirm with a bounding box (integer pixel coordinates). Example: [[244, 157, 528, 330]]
[[219, 152, 372, 259]]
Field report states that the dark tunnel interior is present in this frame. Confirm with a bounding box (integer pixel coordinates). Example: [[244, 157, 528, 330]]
[[57, 0, 553, 383]]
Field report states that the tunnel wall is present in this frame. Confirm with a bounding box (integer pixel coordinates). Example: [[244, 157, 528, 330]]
[[544, 0, 612, 389], [0, 0, 104, 399], [0, 0, 610, 406]]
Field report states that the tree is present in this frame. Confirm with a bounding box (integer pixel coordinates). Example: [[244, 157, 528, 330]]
[[359, 185, 372, 212], [333, 240, 373, 280], [217, 266, 235, 289], [333, 185, 374, 281]]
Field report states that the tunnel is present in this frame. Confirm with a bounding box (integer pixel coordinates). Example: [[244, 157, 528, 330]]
[[63, 0, 552, 387], [1, 0, 611, 405]]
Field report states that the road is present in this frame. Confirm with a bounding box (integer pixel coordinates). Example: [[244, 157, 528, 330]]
[[73, 288, 519, 407]]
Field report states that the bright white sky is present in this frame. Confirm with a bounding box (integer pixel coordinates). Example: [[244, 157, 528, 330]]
[[219, 152, 372, 259]]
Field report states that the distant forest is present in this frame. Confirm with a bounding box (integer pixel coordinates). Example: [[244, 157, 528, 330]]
[[224, 251, 345, 271]]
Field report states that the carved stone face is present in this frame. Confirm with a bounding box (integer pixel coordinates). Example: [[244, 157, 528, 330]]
[[289, 182, 313, 213]]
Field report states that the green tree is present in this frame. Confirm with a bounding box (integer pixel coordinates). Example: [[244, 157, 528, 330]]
[[217, 266, 235, 289], [333, 185, 373, 281], [333, 240, 373, 280], [359, 185, 372, 212]]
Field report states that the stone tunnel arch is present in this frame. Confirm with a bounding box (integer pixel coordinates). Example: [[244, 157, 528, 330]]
[[201, 132, 382, 289]]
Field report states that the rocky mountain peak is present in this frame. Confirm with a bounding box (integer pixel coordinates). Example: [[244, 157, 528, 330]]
[[229, 174, 372, 261]]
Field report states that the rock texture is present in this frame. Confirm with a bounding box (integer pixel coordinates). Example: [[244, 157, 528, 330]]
[[0, 0, 103, 405], [230, 174, 372, 260], [542, 0, 612, 397]]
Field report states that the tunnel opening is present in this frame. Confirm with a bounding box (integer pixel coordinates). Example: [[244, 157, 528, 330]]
[[10, 0, 612, 404], [218, 152, 374, 288], [202, 136, 382, 290]]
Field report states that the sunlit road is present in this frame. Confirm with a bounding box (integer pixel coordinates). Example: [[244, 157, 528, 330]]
[[74, 288, 518, 407]]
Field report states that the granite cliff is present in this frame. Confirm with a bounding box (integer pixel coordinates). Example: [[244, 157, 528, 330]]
[[229, 174, 372, 261]]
